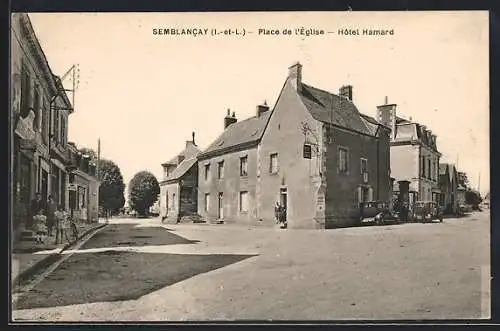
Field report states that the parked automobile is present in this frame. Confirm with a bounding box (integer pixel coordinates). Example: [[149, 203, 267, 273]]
[[412, 201, 443, 223], [359, 201, 391, 225]]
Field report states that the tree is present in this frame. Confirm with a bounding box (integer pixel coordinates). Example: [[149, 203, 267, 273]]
[[98, 159, 126, 217], [465, 190, 482, 209], [128, 171, 160, 216]]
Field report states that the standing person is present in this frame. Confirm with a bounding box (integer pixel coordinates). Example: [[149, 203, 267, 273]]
[[54, 205, 68, 244], [32, 209, 47, 244], [280, 204, 288, 229], [275, 202, 281, 225], [45, 195, 57, 237], [30, 193, 45, 228]]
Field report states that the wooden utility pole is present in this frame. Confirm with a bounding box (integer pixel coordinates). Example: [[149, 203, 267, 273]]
[[97, 138, 101, 179]]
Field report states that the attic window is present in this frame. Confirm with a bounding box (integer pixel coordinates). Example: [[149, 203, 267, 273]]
[[217, 140, 224, 146], [250, 129, 259, 136]]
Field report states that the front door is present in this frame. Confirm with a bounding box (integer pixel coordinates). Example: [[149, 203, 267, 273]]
[[280, 188, 287, 222], [218, 192, 223, 219]]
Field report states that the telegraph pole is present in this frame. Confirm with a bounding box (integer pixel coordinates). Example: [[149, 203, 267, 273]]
[[478, 172, 481, 193]]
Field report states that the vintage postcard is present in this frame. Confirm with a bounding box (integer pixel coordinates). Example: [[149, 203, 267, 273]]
[[10, 11, 490, 322]]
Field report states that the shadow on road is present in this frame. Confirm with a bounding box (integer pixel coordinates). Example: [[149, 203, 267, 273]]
[[14, 251, 257, 310], [81, 224, 199, 249]]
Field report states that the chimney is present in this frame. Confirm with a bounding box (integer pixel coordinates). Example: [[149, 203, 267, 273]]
[[192, 131, 196, 146], [256, 101, 270, 117], [376, 101, 397, 140], [288, 62, 302, 92], [224, 108, 237, 129], [339, 85, 353, 101]]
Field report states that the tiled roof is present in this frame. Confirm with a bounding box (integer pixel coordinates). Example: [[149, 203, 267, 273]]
[[198, 111, 272, 158], [359, 114, 382, 135], [162, 142, 201, 166], [299, 83, 373, 136], [163, 157, 197, 182]]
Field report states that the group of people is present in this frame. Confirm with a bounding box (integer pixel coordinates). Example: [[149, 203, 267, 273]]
[[274, 202, 287, 229], [29, 193, 71, 244]]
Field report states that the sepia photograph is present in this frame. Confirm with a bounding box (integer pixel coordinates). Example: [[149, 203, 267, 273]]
[[10, 11, 490, 322]]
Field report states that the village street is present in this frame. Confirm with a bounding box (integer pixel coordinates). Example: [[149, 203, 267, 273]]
[[12, 212, 490, 321]]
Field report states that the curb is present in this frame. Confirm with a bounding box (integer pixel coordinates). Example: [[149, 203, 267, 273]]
[[12, 223, 107, 293]]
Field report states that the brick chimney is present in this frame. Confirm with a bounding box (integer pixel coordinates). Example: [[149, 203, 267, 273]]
[[376, 96, 397, 140], [256, 101, 270, 117], [224, 108, 237, 129], [339, 85, 353, 101], [185, 132, 197, 148], [288, 62, 302, 92]]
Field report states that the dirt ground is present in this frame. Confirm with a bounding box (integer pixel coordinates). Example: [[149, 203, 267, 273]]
[[12, 211, 490, 321]]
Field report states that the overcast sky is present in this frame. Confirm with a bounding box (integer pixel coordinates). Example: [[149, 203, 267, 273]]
[[27, 11, 489, 196]]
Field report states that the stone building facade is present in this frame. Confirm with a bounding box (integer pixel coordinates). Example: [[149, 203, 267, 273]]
[[197, 63, 391, 229], [439, 163, 459, 215], [67, 142, 100, 222], [11, 13, 73, 231], [377, 102, 441, 206], [159, 134, 200, 223]]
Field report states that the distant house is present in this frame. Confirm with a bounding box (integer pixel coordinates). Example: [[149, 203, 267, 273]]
[[197, 62, 391, 229], [197, 107, 272, 225], [438, 163, 459, 215], [377, 103, 442, 206], [159, 133, 201, 223], [66, 142, 100, 222]]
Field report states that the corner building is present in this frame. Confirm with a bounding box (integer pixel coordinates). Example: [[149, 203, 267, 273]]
[[198, 63, 391, 229]]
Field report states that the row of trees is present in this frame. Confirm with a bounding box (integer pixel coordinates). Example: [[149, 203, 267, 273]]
[[457, 171, 483, 208], [79, 148, 160, 217]]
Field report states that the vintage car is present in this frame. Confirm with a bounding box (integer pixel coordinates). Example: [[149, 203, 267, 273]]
[[359, 201, 391, 225], [412, 201, 443, 223]]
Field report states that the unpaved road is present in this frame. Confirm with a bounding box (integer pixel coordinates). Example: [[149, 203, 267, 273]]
[[12, 212, 490, 321]]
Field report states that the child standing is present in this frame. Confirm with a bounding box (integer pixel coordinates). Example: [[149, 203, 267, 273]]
[[54, 205, 69, 244], [32, 209, 47, 244]]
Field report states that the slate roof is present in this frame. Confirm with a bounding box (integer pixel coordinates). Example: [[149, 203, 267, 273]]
[[299, 83, 374, 136], [198, 111, 272, 158], [163, 157, 197, 182]]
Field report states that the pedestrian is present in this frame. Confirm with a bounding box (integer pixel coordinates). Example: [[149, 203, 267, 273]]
[[29, 193, 45, 229], [32, 209, 47, 244], [54, 204, 69, 244], [45, 195, 57, 237], [275, 202, 281, 224], [279, 205, 288, 229]]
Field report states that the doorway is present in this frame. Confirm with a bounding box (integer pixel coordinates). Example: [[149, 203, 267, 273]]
[[218, 192, 223, 219], [279, 187, 287, 222], [41, 169, 48, 202]]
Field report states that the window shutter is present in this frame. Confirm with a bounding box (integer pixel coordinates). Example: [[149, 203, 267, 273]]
[[357, 187, 362, 203], [368, 187, 373, 201]]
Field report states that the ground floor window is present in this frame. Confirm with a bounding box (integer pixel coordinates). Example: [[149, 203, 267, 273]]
[[239, 191, 249, 212]]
